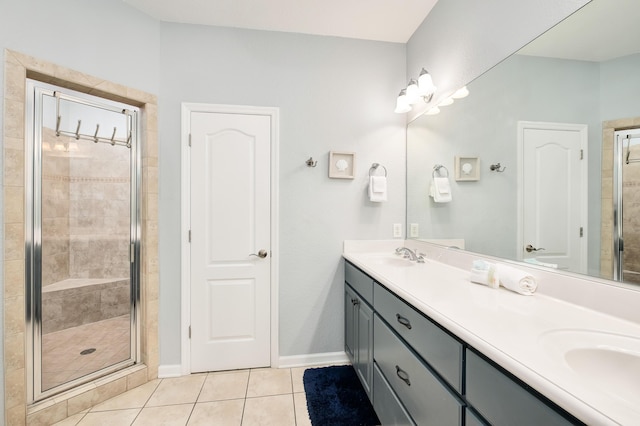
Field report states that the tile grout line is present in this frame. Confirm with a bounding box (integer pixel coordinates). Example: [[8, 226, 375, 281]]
[[184, 372, 209, 425], [290, 368, 299, 426], [127, 377, 163, 425], [239, 369, 253, 425]]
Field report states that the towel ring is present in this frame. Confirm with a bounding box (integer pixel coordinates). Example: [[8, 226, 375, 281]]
[[369, 163, 387, 177], [432, 164, 449, 178]]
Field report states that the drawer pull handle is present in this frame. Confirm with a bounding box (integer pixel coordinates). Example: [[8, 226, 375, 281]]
[[396, 314, 412, 329], [395, 365, 411, 386], [351, 298, 359, 306]]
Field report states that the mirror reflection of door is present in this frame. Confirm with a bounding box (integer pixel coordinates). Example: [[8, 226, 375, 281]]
[[614, 128, 640, 283], [518, 121, 588, 273]]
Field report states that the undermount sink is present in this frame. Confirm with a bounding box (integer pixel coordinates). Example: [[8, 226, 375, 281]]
[[539, 329, 640, 405], [361, 254, 417, 267]]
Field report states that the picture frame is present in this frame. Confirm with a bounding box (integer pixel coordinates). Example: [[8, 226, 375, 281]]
[[455, 156, 480, 181], [329, 151, 356, 179]]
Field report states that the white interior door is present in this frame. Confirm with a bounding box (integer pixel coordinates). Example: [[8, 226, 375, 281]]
[[189, 111, 271, 373], [519, 122, 587, 273]]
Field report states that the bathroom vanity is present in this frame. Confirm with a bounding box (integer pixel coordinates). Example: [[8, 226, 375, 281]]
[[344, 240, 640, 425]]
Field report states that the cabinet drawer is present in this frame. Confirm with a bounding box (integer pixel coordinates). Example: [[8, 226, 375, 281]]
[[345, 261, 373, 304], [374, 315, 462, 425], [466, 349, 575, 426], [375, 283, 462, 392], [373, 362, 415, 426]]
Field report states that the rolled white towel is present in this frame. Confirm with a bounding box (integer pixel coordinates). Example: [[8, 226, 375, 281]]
[[470, 260, 499, 289], [495, 263, 537, 295]]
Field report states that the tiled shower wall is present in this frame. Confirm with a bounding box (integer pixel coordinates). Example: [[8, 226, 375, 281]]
[[41, 128, 70, 287], [41, 127, 131, 286]]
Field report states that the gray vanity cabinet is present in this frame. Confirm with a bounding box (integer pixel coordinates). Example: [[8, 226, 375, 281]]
[[466, 350, 575, 426], [374, 314, 463, 425], [343, 261, 580, 426], [344, 262, 374, 399]]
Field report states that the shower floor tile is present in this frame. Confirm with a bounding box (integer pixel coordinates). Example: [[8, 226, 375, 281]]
[[42, 315, 131, 391]]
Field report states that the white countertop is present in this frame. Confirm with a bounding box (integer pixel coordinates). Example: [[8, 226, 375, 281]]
[[344, 243, 640, 425]]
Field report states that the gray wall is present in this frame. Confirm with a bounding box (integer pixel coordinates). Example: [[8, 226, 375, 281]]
[[158, 23, 407, 363], [600, 53, 640, 121]]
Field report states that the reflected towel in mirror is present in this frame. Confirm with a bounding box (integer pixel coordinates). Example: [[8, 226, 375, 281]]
[[368, 176, 387, 202]]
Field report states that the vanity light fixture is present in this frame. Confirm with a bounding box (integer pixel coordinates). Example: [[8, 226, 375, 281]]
[[452, 86, 469, 99], [439, 97, 454, 106], [394, 68, 437, 113], [421, 85, 471, 117]]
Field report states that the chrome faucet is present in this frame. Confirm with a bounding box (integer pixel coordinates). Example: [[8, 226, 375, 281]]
[[395, 247, 425, 263]]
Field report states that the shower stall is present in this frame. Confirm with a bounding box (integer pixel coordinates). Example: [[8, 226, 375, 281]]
[[26, 80, 140, 402], [614, 127, 640, 283]]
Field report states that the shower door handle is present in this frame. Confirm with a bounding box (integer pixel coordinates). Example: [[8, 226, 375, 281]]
[[525, 244, 545, 253], [249, 249, 268, 259]]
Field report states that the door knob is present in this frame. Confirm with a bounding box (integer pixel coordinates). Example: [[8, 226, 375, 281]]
[[525, 244, 545, 253], [249, 249, 268, 259]]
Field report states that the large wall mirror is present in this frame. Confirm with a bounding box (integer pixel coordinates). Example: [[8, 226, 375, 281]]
[[407, 0, 640, 285]]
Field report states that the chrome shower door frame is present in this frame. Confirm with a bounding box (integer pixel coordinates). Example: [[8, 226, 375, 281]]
[[613, 127, 640, 282], [25, 80, 141, 403]]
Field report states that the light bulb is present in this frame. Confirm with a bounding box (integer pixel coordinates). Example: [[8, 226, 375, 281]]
[[394, 89, 411, 114], [417, 68, 436, 96], [425, 107, 441, 116], [406, 79, 420, 104]]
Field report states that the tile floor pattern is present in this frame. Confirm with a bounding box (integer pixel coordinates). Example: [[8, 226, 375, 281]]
[[42, 315, 131, 391], [52, 367, 313, 426]]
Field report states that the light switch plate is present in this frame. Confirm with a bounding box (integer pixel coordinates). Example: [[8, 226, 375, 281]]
[[393, 223, 402, 238], [410, 223, 419, 238]]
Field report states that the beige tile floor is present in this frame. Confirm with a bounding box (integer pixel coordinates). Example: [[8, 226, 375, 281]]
[[42, 315, 131, 391], [52, 367, 313, 426]]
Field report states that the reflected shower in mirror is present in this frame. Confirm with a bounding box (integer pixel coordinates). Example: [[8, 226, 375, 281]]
[[406, 0, 640, 284]]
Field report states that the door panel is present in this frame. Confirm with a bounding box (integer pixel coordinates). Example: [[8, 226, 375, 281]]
[[521, 123, 586, 273], [190, 112, 271, 372]]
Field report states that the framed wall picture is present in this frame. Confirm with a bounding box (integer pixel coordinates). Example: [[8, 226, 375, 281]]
[[455, 156, 480, 181], [329, 151, 356, 179]]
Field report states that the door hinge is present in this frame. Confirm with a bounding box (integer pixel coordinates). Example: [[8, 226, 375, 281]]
[[188, 230, 191, 242], [188, 134, 192, 147], [188, 326, 191, 339], [580, 149, 584, 160], [580, 226, 584, 237]]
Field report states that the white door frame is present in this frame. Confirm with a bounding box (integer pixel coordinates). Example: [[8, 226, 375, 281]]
[[180, 103, 279, 375], [516, 121, 588, 270]]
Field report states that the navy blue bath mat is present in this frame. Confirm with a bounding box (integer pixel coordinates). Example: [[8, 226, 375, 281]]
[[303, 365, 380, 426]]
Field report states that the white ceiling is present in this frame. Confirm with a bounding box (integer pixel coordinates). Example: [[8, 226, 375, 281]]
[[123, 0, 439, 43]]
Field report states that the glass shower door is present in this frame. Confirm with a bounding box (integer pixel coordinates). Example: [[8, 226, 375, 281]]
[[27, 80, 140, 401], [614, 128, 640, 283]]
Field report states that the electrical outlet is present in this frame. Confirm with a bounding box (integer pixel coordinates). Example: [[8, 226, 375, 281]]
[[393, 223, 402, 238], [410, 223, 419, 238]]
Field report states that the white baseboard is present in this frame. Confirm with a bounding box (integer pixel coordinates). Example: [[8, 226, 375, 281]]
[[277, 351, 350, 369], [158, 364, 183, 378]]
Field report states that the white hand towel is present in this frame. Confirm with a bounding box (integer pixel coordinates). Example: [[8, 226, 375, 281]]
[[368, 176, 387, 202], [495, 263, 537, 295], [430, 177, 452, 203]]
